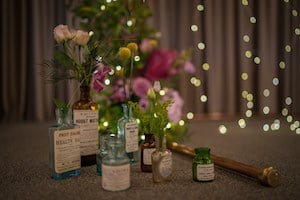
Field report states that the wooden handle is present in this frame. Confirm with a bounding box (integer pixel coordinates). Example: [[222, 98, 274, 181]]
[[168, 142, 281, 187]]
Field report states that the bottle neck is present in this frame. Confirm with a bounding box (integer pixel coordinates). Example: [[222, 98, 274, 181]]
[[156, 135, 167, 151], [56, 108, 72, 126], [122, 103, 129, 118], [80, 85, 91, 101], [145, 133, 155, 143]]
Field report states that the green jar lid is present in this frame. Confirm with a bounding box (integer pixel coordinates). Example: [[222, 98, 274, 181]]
[[194, 147, 211, 155]]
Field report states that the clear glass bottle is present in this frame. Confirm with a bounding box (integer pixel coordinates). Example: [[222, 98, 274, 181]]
[[73, 85, 99, 166], [117, 104, 139, 163], [192, 147, 214, 182], [49, 108, 81, 180], [151, 135, 172, 183], [96, 129, 111, 176], [140, 133, 156, 172], [102, 136, 130, 191]]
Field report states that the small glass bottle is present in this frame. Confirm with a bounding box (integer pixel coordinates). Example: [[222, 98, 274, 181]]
[[49, 108, 81, 180], [117, 104, 139, 163], [96, 129, 111, 176], [192, 147, 215, 182], [73, 85, 99, 166], [101, 136, 130, 191], [140, 133, 156, 172], [151, 135, 172, 183]]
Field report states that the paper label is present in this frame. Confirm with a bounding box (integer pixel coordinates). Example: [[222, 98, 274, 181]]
[[196, 163, 214, 181], [73, 110, 99, 156], [54, 128, 80, 173], [125, 122, 138, 153], [143, 148, 156, 165], [102, 164, 130, 191], [158, 155, 172, 177]]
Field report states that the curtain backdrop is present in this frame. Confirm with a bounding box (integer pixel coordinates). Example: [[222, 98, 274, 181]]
[[1, 0, 299, 122]]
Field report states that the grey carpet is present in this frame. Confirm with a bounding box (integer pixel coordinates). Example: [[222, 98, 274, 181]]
[[0, 117, 299, 200]]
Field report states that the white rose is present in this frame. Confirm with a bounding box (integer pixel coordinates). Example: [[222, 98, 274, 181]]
[[73, 30, 89, 46], [53, 25, 72, 43]]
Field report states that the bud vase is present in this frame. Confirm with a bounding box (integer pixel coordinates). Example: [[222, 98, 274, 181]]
[[151, 135, 172, 183]]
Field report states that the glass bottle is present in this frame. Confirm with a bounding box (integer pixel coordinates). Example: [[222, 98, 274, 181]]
[[192, 147, 215, 182], [49, 108, 81, 180], [140, 133, 156, 172], [151, 135, 172, 183], [117, 104, 139, 163], [73, 85, 99, 166], [96, 129, 111, 176], [102, 136, 130, 191]]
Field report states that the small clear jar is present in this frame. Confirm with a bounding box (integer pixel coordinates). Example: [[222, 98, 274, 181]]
[[101, 136, 130, 191]]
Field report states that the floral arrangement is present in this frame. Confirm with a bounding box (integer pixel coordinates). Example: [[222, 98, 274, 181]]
[[42, 24, 112, 112], [45, 25, 111, 89], [128, 81, 172, 139], [64, 0, 195, 141]]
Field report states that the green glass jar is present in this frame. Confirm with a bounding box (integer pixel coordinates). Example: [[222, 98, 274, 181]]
[[192, 147, 214, 182]]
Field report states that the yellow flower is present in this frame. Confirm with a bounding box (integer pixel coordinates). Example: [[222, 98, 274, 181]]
[[147, 88, 156, 100], [127, 42, 138, 52], [149, 39, 157, 48], [118, 47, 131, 59]]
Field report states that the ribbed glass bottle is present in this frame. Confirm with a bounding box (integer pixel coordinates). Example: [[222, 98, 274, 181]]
[[72, 85, 99, 166], [49, 108, 81, 180]]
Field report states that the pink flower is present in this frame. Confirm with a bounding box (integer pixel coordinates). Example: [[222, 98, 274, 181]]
[[132, 77, 151, 98], [73, 30, 89, 46], [53, 25, 73, 43], [93, 64, 111, 92], [153, 81, 161, 92], [162, 89, 184, 123], [140, 38, 156, 53], [145, 49, 178, 81], [182, 61, 196, 74]]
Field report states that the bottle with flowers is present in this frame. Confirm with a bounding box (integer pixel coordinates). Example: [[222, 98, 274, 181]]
[[44, 24, 111, 166], [129, 81, 173, 183]]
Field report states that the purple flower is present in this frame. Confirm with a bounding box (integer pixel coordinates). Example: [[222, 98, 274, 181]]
[[139, 97, 149, 111], [145, 49, 178, 81], [93, 65, 111, 92], [132, 77, 151, 98], [110, 79, 129, 102]]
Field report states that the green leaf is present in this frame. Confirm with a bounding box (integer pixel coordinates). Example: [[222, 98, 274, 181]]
[[54, 51, 74, 70]]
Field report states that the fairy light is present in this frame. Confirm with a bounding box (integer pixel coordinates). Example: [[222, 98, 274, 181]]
[[197, 4, 204, 11], [187, 112, 194, 120], [134, 56, 140, 62], [104, 79, 110, 85], [127, 20, 133, 27], [191, 25, 198, 32], [100, 5, 106, 10], [190, 2, 300, 135], [238, 118, 246, 128], [218, 125, 227, 134], [200, 95, 208, 102], [179, 120, 185, 126]]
